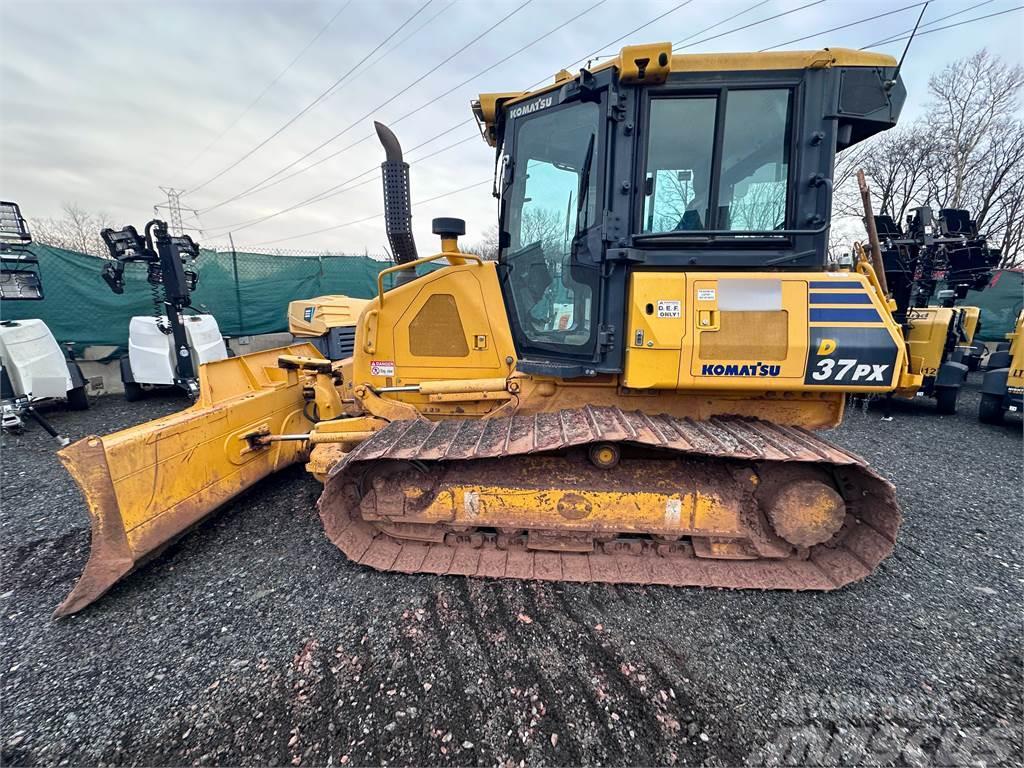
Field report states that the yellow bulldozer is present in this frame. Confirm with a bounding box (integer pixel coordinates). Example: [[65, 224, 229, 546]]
[[55, 43, 926, 617]]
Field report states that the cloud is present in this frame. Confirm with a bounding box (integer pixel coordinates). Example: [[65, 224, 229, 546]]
[[2, 0, 1021, 254]]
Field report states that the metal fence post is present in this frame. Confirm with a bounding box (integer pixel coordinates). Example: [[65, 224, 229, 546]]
[[228, 232, 244, 336]]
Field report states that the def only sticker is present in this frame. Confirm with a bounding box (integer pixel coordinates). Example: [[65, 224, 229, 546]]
[[370, 360, 395, 377], [657, 300, 680, 318]]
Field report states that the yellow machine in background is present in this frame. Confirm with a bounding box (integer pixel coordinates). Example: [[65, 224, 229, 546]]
[[902, 305, 981, 413], [287, 295, 369, 361], [869, 206, 1000, 414], [953, 305, 985, 371], [55, 44, 920, 617], [979, 310, 1024, 424]]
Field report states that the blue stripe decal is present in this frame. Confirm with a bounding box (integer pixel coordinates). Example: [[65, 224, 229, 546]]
[[809, 308, 882, 323], [809, 281, 863, 289], [809, 292, 873, 305]]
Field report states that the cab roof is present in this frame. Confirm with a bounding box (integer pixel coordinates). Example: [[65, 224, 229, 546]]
[[474, 43, 898, 147]]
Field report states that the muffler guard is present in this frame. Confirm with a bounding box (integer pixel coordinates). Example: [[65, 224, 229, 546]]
[[54, 344, 319, 617]]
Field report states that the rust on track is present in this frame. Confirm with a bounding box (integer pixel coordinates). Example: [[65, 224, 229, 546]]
[[318, 406, 901, 590]]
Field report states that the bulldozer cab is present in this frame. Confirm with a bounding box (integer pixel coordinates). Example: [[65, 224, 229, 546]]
[[479, 45, 906, 378]]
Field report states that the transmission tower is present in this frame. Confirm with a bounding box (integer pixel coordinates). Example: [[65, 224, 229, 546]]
[[157, 186, 187, 235]]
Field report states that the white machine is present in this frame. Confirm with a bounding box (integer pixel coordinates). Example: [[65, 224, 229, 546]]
[[120, 313, 228, 400], [100, 219, 229, 401], [0, 201, 89, 442]]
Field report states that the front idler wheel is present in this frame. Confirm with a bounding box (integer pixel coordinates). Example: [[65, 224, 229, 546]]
[[763, 479, 847, 548]]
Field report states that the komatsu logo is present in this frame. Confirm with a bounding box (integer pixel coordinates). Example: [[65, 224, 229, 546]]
[[701, 363, 781, 377], [509, 96, 553, 119]]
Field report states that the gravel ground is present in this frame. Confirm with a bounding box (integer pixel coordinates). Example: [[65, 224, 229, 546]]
[[1, 379, 1020, 767]]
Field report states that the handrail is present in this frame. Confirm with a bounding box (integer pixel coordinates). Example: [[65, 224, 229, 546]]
[[376, 252, 484, 306]]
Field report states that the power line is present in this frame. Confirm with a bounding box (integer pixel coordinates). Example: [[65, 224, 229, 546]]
[[199, 0, 609, 227], [318, 0, 460, 109], [674, 0, 828, 50], [203, 131, 478, 235], [201, 119, 476, 234], [672, 0, 772, 49], [184, 0, 435, 196], [858, 0, 1000, 48], [760, 1, 926, 51], [196, 0, 535, 214], [893, 1, 930, 80], [181, 1, 352, 175], [557, 0, 696, 72], [213, 0, 608, 212], [196, 4, 464, 219], [216, 0, 835, 246], [864, 6, 1024, 48], [860, 0, 994, 47], [245, 178, 491, 247], [205, 119, 478, 221]]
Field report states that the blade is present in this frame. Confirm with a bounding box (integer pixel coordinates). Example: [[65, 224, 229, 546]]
[[54, 344, 320, 617]]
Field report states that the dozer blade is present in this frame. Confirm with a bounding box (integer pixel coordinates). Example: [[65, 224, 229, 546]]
[[320, 407, 901, 590], [55, 344, 319, 617]]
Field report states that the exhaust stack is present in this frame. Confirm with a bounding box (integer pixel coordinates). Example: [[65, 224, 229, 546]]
[[374, 122, 418, 273]]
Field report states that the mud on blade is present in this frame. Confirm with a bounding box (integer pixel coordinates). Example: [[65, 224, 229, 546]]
[[55, 345, 317, 617]]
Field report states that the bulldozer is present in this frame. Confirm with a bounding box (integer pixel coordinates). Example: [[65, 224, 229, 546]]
[[54, 43, 925, 618], [287, 294, 369, 362]]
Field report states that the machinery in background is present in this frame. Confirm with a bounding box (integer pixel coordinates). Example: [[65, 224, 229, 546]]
[[52, 45, 924, 617], [288, 295, 369, 361], [873, 206, 1000, 413], [958, 329, 986, 372], [0, 201, 89, 442], [979, 310, 1024, 424], [100, 220, 227, 401]]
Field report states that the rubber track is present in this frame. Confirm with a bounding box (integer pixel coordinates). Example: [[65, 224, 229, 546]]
[[318, 406, 901, 590]]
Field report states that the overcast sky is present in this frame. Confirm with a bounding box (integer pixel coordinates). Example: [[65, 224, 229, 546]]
[[2, 0, 1022, 255]]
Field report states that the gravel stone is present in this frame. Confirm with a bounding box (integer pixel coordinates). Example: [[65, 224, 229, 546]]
[[1, 380, 1020, 766]]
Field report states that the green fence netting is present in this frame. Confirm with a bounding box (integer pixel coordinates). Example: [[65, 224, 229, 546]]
[[964, 269, 1023, 343], [0, 245, 395, 349], [11, 244, 1017, 351]]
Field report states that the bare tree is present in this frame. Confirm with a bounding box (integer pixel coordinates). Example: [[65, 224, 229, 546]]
[[730, 181, 787, 230], [832, 49, 1024, 267], [925, 50, 1024, 265], [647, 172, 695, 231], [835, 124, 935, 223], [462, 224, 499, 260], [925, 50, 1024, 210], [29, 202, 113, 257], [519, 207, 567, 255]]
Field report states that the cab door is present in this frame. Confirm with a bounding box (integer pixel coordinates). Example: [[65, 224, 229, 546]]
[[497, 92, 608, 377]]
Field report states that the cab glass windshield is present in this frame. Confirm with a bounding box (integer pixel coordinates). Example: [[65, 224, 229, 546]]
[[642, 89, 792, 233], [501, 101, 598, 349]]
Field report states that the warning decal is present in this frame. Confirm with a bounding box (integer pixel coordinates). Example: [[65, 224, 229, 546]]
[[370, 360, 395, 377], [657, 300, 681, 318]]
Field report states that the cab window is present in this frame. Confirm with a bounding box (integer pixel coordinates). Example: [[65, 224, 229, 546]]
[[642, 88, 793, 234], [642, 98, 717, 232], [718, 90, 791, 231], [501, 101, 598, 349]]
